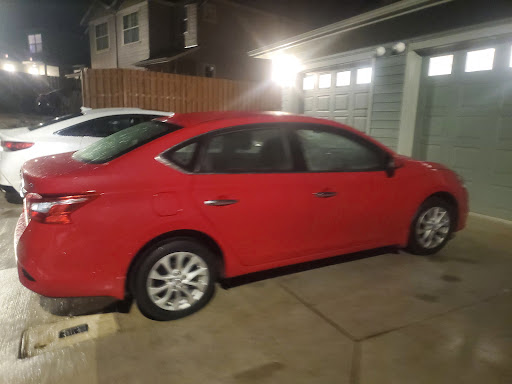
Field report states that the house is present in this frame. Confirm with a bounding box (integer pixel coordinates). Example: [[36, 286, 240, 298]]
[[83, 0, 303, 81], [249, 0, 512, 221]]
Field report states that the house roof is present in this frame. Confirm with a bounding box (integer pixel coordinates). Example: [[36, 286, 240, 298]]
[[134, 47, 199, 67], [248, 0, 453, 59]]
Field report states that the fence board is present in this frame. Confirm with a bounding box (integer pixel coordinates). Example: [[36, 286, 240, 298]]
[[82, 69, 281, 113]]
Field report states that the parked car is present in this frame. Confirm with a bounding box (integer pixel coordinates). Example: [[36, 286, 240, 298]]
[[15, 111, 468, 321], [0, 108, 171, 202]]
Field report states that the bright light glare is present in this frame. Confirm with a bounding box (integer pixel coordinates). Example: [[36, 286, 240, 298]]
[[28, 66, 39, 75], [428, 55, 453, 76], [318, 73, 331, 88], [356, 67, 372, 84], [3, 63, 15, 72], [303, 75, 315, 90], [272, 54, 301, 87], [465, 48, 495, 72], [336, 71, 351, 86]]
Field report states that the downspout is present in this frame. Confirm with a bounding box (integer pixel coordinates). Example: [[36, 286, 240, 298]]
[[114, 11, 119, 68]]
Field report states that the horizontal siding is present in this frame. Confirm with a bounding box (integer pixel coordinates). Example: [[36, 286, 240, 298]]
[[372, 102, 401, 112], [369, 55, 406, 149], [373, 93, 402, 103]]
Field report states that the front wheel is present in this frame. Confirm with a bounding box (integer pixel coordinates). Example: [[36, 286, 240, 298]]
[[407, 197, 455, 255], [133, 239, 217, 321]]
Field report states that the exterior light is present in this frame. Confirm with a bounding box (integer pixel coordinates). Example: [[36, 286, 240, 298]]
[[4, 54, 8, 58], [376, 46, 386, 56], [29, 57, 33, 61], [271, 53, 301, 87], [392, 42, 406, 54], [3, 63, 15, 72], [28, 66, 39, 75]]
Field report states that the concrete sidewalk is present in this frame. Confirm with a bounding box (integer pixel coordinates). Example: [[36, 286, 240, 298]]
[[0, 195, 510, 384]]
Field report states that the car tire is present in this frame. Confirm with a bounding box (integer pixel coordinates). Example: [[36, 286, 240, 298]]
[[133, 239, 217, 321], [406, 197, 455, 256]]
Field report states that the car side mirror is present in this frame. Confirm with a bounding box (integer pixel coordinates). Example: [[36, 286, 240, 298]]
[[385, 156, 404, 177]]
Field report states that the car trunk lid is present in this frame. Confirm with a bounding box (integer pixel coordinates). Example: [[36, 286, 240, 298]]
[[21, 152, 106, 195]]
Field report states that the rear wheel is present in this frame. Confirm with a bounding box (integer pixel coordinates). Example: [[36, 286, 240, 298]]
[[407, 197, 455, 255], [133, 239, 217, 321]]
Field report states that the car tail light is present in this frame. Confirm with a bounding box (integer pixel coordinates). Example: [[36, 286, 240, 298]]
[[1, 140, 34, 151], [23, 192, 98, 224]]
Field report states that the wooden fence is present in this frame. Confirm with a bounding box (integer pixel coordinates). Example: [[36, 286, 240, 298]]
[[81, 68, 281, 112]]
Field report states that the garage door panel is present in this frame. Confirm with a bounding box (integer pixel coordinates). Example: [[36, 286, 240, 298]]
[[353, 117, 367, 132], [334, 95, 349, 111], [487, 185, 512, 220], [425, 85, 456, 108], [461, 84, 499, 107], [422, 144, 442, 163], [455, 116, 493, 140], [334, 117, 349, 124], [316, 96, 331, 111], [354, 93, 369, 110], [497, 119, 512, 142], [452, 146, 481, 173], [493, 150, 512, 176], [304, 96, 314, 112], [421, 115, 446, 137]]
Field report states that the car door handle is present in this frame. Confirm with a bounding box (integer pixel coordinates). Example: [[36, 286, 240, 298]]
[[314, 191, 337, 198], [204, 199, 239, 206]]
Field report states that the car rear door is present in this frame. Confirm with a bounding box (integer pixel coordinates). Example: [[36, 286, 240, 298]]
[[189, 125, 314, 266], [290, 125, 400, 254]]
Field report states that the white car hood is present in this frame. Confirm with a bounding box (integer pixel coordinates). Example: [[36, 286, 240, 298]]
[[0, 127, 31, 141]]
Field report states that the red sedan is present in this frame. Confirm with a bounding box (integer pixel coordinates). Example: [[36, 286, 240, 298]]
[[16, 112, 468, 321]]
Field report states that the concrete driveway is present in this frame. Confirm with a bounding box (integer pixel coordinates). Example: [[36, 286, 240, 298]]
[[0, 195, 511, 384]]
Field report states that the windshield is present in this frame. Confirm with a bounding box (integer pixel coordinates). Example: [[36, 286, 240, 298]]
[[28, 113, 83, 131], [73, 120, 181, 164]]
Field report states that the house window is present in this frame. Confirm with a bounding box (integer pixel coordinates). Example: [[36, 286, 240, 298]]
[[356, 67, 372, 84], [336, 71, 351, 86], [123, 12, 139, 44], [28, 34, 42, 53], [184, 4, 198, 48], [318, 74, 331, 89], [428, 54, 453, 76], [465, 48, 495, 72], [303, 75, 315, 90], [95, 22, 109, 51]]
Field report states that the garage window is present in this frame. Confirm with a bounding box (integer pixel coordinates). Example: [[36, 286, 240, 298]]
[[336, 71, 351, 86], [465, 48, 495, 72], [303, 75, 315, 90], [318, 74, 331, 89], [356, 67, 372, 84], [428, 55, 453, 76]]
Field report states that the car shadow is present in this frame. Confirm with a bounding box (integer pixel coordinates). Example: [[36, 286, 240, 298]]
[[220, 246, 399, 289], [39, 295, 132, 317], [38, 246, 398, 317]]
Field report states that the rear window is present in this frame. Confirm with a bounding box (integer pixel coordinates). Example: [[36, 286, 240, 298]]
[[29, 113, 83, 131], [72, 121, 181, 163]]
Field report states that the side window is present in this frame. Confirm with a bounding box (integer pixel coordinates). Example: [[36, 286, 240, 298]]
[[162, 141, 198, 172], [201, 127, 291, 173], [296, 128, 385, 172], [57, 121, 95, 137]]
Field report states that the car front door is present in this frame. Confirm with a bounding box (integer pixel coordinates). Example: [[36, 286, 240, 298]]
[[190, 125, 314, 267], [291, 125, 400, 254]]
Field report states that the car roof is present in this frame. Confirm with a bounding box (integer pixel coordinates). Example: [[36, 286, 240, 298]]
[[82, 108, 172, 116]]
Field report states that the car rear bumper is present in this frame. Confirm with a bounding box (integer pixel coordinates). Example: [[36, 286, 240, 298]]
[[15, 214, 126, 299]]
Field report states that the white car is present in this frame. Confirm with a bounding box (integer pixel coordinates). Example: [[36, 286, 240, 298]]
[[0, 108, 171, 201]]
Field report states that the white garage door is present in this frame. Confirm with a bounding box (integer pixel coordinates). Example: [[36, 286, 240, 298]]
[[302, 65, 373, 132], [417, 42, 512, 220]]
